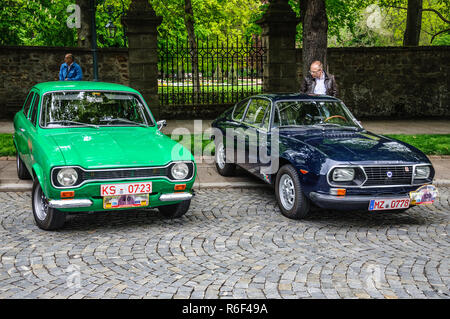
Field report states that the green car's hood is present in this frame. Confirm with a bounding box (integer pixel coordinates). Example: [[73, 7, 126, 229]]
[[48, 127, 193, 169]]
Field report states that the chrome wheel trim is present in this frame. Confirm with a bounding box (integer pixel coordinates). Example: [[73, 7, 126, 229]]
[[33, 183, 48, 221], [279, 174, 295, 210], [16, 154, 22, 173], [216, 143, 226, 169]]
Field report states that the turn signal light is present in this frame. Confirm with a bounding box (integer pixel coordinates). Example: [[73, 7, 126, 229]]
[[61, 191, 75, 198], [174, 184, 186, 191], [330, 188, 346, 196]]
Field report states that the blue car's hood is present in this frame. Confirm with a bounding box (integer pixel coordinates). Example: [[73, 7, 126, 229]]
[[280, 128, 429, 163]]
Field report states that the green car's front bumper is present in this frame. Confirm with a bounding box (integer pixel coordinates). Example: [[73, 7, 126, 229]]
[[45, 178, 195, 212]]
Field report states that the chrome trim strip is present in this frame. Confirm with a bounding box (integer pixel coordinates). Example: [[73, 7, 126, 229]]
[[51, 161, 195, 189], [326, 165, 368, 188], [159, 192, 193, 202], [48, 199, 93, 209]]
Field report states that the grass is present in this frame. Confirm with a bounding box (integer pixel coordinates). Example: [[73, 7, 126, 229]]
[[0, 133, 15, 157], [385, 134, 450, 156], [1, 133, 449, 158]]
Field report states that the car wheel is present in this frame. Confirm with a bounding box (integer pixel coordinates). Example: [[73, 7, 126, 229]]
[[17, 154, 31, 180], [158, 199, 191, 219], [275, 164, 310, 220], [32, 179, 66, 230], [215, 141, 236, 176]]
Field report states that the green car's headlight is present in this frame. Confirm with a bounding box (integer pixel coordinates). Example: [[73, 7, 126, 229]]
[[415, 165, 430, 179], [57, 168, 78, 186], [171, 162, 189, 180], [332, 168, 355, 182]]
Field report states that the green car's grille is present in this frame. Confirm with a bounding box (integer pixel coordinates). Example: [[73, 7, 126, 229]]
[[51, 162, 195, 188], [81, 168, 169, 180]]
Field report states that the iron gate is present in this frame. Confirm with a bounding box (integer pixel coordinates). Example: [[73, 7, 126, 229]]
[[158, 36, 265, 109]]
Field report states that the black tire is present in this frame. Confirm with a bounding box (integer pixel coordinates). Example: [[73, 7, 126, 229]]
[[158, 199, 191, 219], [32, 179, 66, 230], [17, 154, 32, 180], [275, 164, 310, 220], [215, 141, 236, 176]]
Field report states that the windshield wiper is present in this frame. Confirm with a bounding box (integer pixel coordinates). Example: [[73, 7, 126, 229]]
[[47, 120, 99, 129], [104, 118, 148, 127]]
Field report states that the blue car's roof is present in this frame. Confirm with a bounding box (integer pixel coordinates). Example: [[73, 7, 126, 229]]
[[252, 93, 340, 102]]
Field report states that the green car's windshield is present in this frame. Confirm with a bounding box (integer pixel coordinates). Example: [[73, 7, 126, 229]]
[[274, 100, 361, 129], [40, 91, 154, 128]]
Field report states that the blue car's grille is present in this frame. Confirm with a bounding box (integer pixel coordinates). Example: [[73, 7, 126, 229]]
[[363, 166, 413, 186]]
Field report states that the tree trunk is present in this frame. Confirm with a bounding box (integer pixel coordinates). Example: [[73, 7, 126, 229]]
[[403, 0, 423, 46], [300, 0, 328, 77], [76, 0, 91, 48], [184, 0, 200, 101]]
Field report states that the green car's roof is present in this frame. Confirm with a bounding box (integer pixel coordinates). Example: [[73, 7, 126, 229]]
[[32, 81, 140, 94]]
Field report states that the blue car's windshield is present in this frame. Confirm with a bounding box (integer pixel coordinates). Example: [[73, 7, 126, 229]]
[[274, 100, 361, 129], [39, 91, 154, 128]]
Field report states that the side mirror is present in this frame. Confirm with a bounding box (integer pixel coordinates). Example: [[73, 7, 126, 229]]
[[157, 120, 167, 131]]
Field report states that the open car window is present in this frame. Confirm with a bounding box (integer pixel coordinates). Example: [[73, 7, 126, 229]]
[[243, 98, 271, 129], [274, 100, 359, 128], [40, 91, 154, 128]]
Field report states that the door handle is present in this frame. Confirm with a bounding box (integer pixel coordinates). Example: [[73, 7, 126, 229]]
[[19, 128, 25, 132]]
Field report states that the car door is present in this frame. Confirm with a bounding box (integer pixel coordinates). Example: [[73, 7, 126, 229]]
[[15, 91, 35, 165], [240, 98, 272, 174], [24, 92, 41, 169], [223, 98, 250, 165]]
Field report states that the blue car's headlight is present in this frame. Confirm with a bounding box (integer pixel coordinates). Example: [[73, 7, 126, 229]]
[[332, 168, 355, 182], [414, 165, 430, 179]]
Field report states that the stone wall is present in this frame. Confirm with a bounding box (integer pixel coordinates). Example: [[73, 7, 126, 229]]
[[297, 46, 450, 119], [0, 45, 128, 119], [1, 45, 448, 120]]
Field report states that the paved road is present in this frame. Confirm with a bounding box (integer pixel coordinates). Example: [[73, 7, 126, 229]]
[[0, 188, 449, 299]]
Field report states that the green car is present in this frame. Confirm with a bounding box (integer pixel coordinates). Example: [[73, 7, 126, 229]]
[[13, 81, 196, 230]]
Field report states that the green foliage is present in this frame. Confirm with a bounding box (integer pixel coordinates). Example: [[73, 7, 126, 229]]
[[0, 0, 77, 46], [378, 0, 450, 45], [96, 0, 131, 48], [0, 134, 16, 157], [150, 0, 264, 45], [386, 134, 450, 155], [0, 0, 447, 48]]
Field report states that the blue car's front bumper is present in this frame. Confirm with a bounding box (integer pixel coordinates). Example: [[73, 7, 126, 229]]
[[309, 192, 411, 211]]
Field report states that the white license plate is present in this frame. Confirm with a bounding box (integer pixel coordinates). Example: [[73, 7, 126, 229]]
[[369, 198, 410, 211], [100, 182, 152, 196]]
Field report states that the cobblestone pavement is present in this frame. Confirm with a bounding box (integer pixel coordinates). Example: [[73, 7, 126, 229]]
[[0, 188, 448, 299]]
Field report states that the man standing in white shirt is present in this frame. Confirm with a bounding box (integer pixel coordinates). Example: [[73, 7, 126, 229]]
[[300, 61, 338, 97]]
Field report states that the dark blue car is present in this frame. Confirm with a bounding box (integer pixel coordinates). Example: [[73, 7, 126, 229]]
[[211, 93, 435, 219]]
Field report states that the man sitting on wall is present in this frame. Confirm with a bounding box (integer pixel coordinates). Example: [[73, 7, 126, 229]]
[[59, 53, 83, 81], [300, 60, 337, 97]]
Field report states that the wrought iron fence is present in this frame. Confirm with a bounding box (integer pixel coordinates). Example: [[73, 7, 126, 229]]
[[158, 36, 265, 108]]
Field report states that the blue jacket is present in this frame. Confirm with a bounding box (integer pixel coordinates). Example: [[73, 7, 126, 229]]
[[59, 62, 83, 81]]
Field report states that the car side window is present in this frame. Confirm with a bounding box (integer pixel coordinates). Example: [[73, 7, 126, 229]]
[[232, 99, 249, 121], [22, 92, 34, 117], [243, 98, 271, 129], [30, 94, 40, 126]]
